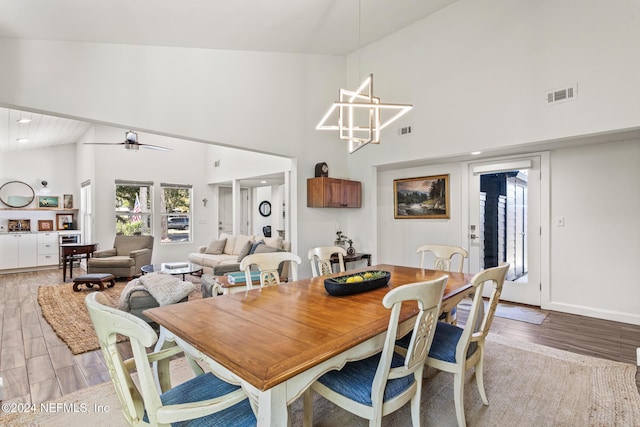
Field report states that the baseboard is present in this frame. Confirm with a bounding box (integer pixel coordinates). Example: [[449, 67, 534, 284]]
[[544, 301, 640, 326]]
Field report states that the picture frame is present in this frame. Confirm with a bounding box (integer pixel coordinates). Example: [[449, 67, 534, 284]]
[[56, 213, 74, 230], [38, 220, 54, 231], [63, 194, 73, 209], [393, 174, 450, 219], [37, 195, 60, 208]]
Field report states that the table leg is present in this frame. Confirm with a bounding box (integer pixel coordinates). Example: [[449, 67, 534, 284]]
[[257, 384, 288, 427], [63, 256, 67, 282]]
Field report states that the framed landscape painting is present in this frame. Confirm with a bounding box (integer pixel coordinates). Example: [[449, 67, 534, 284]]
[[393, 174, 450, 219], [37, 195, 60, 208]]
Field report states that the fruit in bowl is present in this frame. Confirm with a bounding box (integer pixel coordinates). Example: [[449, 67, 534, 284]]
[[324, 270, 391, 296]]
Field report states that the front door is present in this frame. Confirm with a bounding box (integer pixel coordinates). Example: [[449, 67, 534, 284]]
[[468, 156, 541, 306]]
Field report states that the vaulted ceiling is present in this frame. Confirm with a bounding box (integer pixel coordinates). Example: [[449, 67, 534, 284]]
[[0, 0, 458, 154]]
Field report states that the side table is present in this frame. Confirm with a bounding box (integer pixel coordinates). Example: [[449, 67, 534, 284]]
[[61, 243, 97, 282]]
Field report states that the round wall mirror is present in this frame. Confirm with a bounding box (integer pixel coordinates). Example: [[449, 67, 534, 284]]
[[0, 181, 35, 208], [259, 200, 272, 217]]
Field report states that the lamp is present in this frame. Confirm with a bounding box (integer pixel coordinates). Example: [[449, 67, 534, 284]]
[[316, 1, 413, 153], [41, 180, 51, 194]]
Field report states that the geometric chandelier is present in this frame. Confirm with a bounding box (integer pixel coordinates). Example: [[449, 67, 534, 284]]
[[316, 73, 413, 153]]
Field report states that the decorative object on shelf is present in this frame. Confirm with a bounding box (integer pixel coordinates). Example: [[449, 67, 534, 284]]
[[393, 174, 450, 219], [8, 219, 31, 232], [346, 242, 356, 256], [37, 195, 60, 208], [38, 220, 54, 231], [259, 200, 271, 217], [334, 231, 349, 247], [63, 194, 73, 209], [324, 270, 391, 296], [40, 180, 51, 194], [56, 213, 74, 230], [0, 180, 35, 208], [314, 162, 329, 177]]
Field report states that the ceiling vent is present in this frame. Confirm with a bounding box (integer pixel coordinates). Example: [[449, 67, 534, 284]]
[[546, 84, 578, 105]]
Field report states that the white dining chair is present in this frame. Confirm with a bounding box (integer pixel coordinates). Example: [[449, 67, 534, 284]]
[[307, 245, 347, 277], [239, 251, 301, 289], [409, 263, 509, 427], [303, 275, 448, 427], [84, 292, 256, 427], [416, 243, 469, 325]]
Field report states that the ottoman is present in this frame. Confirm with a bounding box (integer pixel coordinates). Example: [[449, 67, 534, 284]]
[[73, 273, 116, 292]]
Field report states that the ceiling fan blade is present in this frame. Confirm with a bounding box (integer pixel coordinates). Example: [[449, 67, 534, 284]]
[[139, 144, 172, 152], [83, 131, 171, 151]]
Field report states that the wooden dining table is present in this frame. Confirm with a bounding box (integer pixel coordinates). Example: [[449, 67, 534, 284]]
[[144, 264, 474, 427]]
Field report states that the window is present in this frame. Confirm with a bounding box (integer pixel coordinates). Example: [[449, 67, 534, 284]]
[[115, 181, 152, 236], [160, 183, 192, 243]]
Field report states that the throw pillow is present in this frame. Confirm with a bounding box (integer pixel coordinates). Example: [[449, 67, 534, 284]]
[[264, 236, 284, 249], [205, 238, 227, 255], [219, 233, 237, 255], [236, 240, 254, 262], [233, 234, 255, 255], [249, 240, 265, 254]]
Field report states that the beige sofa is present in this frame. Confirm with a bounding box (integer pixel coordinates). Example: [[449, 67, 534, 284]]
[[188, 233, 291, 276]]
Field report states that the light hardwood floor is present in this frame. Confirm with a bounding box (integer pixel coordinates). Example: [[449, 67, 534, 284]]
[[1, 267, 639, 406]]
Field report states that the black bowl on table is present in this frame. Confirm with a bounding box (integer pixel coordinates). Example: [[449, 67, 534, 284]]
[[324, 270, 391, 296]]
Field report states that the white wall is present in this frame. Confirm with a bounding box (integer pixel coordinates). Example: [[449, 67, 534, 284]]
[[376, 163, 465, 267], [343, 0, 640, 324], [548, 138, 640, 323]]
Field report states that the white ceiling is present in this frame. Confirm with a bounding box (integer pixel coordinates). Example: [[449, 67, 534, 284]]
[[0, 0, 457, 185], [0, 0, 457, 55]]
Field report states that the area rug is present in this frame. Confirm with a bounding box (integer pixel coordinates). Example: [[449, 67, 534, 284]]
[[458, 298, 548, 325], [2, 334, 639, 426], [37, 278, 202, 355]]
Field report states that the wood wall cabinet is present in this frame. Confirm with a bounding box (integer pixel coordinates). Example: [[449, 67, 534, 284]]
[[307, 177, 362, 208]]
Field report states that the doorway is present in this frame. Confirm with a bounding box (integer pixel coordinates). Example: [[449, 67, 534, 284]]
[[468, 156, 541, 306], [218, 186, 249, 235]]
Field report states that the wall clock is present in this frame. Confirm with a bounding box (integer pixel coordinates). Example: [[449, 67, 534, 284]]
[[259, 200, 272, 217], [314, 162, 329, 177]]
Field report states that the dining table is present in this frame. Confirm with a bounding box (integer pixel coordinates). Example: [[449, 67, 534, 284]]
[[144, 263, 474, 427]]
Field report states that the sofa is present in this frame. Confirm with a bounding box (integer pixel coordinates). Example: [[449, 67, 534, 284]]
[[188, 232, 291, 276]]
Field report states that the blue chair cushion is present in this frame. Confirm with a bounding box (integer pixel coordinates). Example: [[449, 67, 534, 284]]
[[316, 352, 414, 406], [397, 321, 477, 364], [144, 372, 256, 427]]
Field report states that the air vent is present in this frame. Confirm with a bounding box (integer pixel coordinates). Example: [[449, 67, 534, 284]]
[[546, 84, 578, 105], [398, 124, 413, 136]]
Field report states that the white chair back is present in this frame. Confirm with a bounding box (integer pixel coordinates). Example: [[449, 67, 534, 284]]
[[85, 292, 254, 426], [239, 251, 302, 289], [416, 243, 468, 272], [307, 246, 347, 277]]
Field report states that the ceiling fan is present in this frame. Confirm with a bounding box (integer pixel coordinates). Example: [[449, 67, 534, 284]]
[[84, 131, 172, 151]]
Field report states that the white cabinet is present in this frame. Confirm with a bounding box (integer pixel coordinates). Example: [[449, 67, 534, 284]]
[[37, 232, 59, 266], [0, 233, 38, 269]]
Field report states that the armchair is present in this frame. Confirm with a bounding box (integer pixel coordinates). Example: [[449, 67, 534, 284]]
[[87, 235, 154, 279]]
